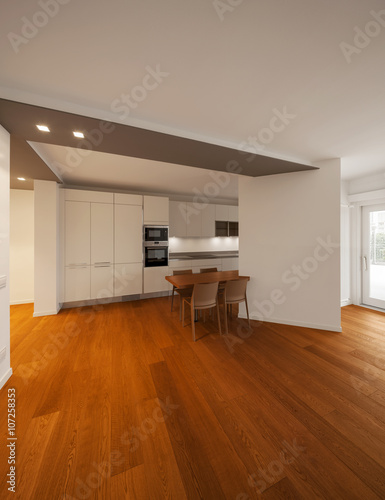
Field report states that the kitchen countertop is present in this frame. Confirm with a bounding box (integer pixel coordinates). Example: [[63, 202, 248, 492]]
[[169, 251, 239, 261]]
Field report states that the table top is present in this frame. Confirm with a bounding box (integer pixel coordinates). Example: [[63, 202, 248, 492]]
[[165, 270, 250, 289]]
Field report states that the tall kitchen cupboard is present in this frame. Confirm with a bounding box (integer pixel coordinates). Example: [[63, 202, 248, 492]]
[[64, 190, 114, 302], [114, 193, 143, 296]]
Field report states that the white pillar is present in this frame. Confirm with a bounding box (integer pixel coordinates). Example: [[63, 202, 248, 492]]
[[34, 180, 60, 317]]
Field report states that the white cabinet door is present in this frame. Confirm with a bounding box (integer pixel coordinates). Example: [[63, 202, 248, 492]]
[[65, 266, 91, 302], [91, 203, 114, 265], [221, 257, 239, 271], [169, 201, 187, 237], [114, 263, 143, 296], [91, 265, 114, 299], [115, 204, 143, 264], [114, 193, 142, 205], [144, 195, 169, 224], [201, 204, 216, 237], [186, 202, 202, 237], [144, 267, 171, 293], [215, 204, 229, 221], [65, 201, 90, 266], [228, 206, 238, 222]]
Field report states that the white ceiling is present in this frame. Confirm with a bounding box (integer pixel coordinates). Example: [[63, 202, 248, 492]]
[[1, 0, 385, 191]]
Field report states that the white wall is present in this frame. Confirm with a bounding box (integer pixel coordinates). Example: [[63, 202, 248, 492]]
[[34, 180, 60, 317], [169, 237, 238, 253], [10, 190, 34, 304], [239, 159, 341, 331], [0, 125, 12, 388], [340, 181, 351, 306]]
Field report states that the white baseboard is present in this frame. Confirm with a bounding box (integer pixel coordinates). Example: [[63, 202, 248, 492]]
[[341, 299, 352, 307], [0, 368, 13, 390], [10, 300, 34, 305], [238, 313, 342, 332]]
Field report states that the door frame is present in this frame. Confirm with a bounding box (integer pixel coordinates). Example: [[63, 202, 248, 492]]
[[362, 203, 385, 309], [348, 188, 385, 309]]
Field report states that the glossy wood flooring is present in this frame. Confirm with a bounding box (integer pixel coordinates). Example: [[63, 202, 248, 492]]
[[1, 301, 385, 499]]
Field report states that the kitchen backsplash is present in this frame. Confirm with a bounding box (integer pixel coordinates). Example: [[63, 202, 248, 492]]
[[169, 237, 239, 253]]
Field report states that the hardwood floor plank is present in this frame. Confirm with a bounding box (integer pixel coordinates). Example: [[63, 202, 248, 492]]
[[136, 397, 187, 499], [110, 464, 149, 499], [149, 360, 227, 498]]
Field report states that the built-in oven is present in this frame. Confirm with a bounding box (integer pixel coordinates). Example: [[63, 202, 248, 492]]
[[144, 242, 169, 267], [144, 225, 168, 243]]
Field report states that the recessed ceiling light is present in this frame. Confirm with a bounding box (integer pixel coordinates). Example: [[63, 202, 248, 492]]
[[73, 131, 84, 138], [17, 177, 26, 181], [36, 125, 50, 132]]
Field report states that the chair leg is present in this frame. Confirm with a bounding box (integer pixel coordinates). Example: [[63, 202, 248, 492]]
[[216, 298, 222, 335], [179, 295, 183, 321], [245, 295, 251, 328], [182, 298, 186, 327], [191, 303, 195, 341], [224, 300, 229, 335], [171, 287, 175, 311]]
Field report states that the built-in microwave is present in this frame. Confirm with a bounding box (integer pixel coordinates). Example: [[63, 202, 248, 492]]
[[144, 243, 169, 267], [144, 225, 168, 243]]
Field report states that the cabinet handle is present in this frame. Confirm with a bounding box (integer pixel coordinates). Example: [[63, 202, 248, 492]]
[[68, 263, 88, 267], [94, 262, 111, 268]]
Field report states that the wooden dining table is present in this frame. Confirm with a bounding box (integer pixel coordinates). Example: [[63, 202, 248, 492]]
[[165, 270, 250, 289]]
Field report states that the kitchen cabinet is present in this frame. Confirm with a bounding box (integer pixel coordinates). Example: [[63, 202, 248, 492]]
[[114, 193, 142, 205], [221, 257, 239, 271], [186, 202, 202, 237], [215, 204, 229, 221], [91, 264, 114, 299], [65, 266, 91, 302], [114, 204, 143, 264], [169, 202, 237, 238], [65, 201, 90, 266], [169, 201, 187, 237], [228, 206, 238, 222], [144, 195, 169, 225], [201, 204, 216, 237], [215, 205, 238, 237], [144, 267, 171, 293], [114, 263, 143, 296], [63, 189, 145, 302], [91, 203, 114, 265], [191, 259, 222, 273]]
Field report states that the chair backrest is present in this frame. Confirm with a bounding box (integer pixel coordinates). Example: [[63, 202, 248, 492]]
[[200, 267, 218, 273], [193, 282, 219, 308], [173, 269, 193, 275], [225, 279, 247, 303]]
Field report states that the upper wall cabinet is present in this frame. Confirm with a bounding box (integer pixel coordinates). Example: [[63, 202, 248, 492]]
[[201, 204, 216, 237], [169, 201, 187, 237], [144, 195, 169, 225], [215, 204, 229, 221], [228, 205, 238, 222], [169, 202, 236, 238]]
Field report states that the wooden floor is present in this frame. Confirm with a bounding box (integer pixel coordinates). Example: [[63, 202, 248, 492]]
[[1, 300, 385, 499]]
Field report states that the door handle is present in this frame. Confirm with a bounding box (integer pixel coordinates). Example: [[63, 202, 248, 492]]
[[363, 256, 368, 271]]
